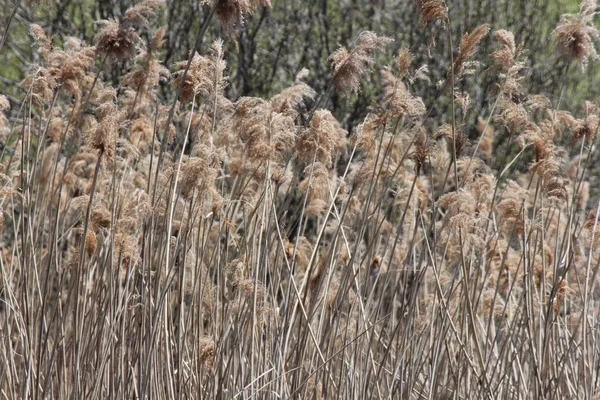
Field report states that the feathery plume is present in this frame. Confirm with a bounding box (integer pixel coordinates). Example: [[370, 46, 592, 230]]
[[434, 124, 470, 159], [410, 128, 431, 171], [329, 31, 393, 95], [453, 24, 490, 78], [381, 50, 427, 118], [270, 69, 316, 118], [296, 109, 347, 167], [122, 26, 170, 102], [29, 24, 52, 56], [490, 30, 525, 73], [209, 0, 271, 34], [96, 0, 164, 61], [571, 101, 600, 142], [172, 39, 227, 105], [413, 0, 447, 25], [232, 97, 295, 165], [95, 20, 138, 61], [87, 88, 120, 158], [198, 337, 215, 369], [0, 95, 9, 137], [554, 0, 600, 70], [476, 116, 494, 162]]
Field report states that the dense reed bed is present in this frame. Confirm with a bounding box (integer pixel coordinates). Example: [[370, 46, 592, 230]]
[[1, 0, 600, 398]]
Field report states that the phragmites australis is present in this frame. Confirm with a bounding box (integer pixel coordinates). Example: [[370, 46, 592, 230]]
[[437, 188, 486, 259], [496, 180, 528, 234], [434, 123, 470, 159], [496, 97, 535, 134], [270, 68, 316, 118], [180, 149, 223, 199], [396, 48, 413, 78], [452, 24, 490, 79], [25, 25, 96, 105], [231, 97, 296, 170], [284, 237, 312, 276], [0, 96, 10, 113], [490, 30, 528, 99], [410, 128, 430, 171], [87, 88, 121, 158], [122, 26, 170, 102], [413, 0, 447, 25], [21, 25, 57, 105], [476, 116, 494, 162], [51, 38, 96, 98], [571, 101, 600, 142], [524, 120, 567, 201], [381, 50, 427, 119], [296, 109, 348, 168], [29, 24, 52, 57], [437, 188, 477, 231], [198, 337, 215, 369], [95, 0, 164, 61], [4, 2, 600, 395], [490, 30, 523, 72], [0, 95, 9, 136], [554, 0, 600, 70], [298, 162, 333, 216], [95, 20, 137, 61], [172, 39, 227, 105], [208, 0, 271, 34], [329, 31, 393, 95]]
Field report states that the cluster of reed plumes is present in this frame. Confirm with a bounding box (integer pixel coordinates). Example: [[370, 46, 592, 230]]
[[2, 0, 600, 398]]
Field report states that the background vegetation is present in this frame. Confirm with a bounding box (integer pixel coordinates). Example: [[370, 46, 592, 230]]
[[0, 0, 593, 124]]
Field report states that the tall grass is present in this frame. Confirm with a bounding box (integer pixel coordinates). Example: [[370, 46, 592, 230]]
[[1, 0, 600, 398]]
